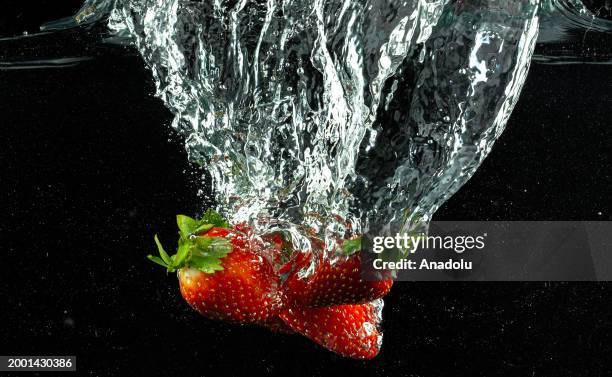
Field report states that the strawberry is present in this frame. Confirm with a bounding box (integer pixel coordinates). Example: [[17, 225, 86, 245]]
[[148, 211, 391, 359], [282, 238, 393, 308], [279, 300, 384, 359], [259, 232, 295, 272], [148, 210, 280, 324]]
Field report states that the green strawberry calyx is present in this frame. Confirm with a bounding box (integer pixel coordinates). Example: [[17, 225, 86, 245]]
[[340, 237, 362, 256], [147, 210, 232, 274]]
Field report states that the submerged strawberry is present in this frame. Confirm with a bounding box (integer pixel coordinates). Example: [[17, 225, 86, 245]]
[[282, 238, 393, 308], [148, 210, 280, 324], [279, 300, 384, 359], [148, 211, 391, 359]]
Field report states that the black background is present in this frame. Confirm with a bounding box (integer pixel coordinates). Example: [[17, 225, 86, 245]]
[[1, 2, 612, 376]]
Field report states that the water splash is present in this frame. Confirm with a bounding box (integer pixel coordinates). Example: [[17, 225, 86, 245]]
[[1, 0, 610, 249], [3, 0, 610, 66], [108, 0, 540, 249], [536, 0, 612, 63]]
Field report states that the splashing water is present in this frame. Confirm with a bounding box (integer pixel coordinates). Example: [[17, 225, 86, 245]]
[[109, 0, 540, 250], [2, 0, 610, 251]]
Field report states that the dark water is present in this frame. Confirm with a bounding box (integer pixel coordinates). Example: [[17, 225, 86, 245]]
[[1, 1, 611, 376]]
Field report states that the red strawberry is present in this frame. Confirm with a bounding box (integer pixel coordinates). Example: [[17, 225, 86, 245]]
[[177, 248, 280, 323], [148, 211, 391, 359], [282, 238, 393, 308], [279, 300, 384, 359], [259, 232, 295, 272], [148, 212, 280, 324]]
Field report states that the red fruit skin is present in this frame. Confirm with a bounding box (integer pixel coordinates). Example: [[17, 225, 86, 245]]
[[279, 301, 383, 359], [283, 251, 393, 308], [205, 227, 232, 238], [257, 233, 286, 272], [178, 230, 280, 324]]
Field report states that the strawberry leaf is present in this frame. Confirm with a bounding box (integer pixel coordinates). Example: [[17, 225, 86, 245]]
[[193, 223, 214, 234], [177, 211, 228, 237], [177, 215, 200, 238], [147, 255, 168, 268], [186, 236, 232, 273], [173, 237, 191, 267], [200, 209, 230, 228], [149, 211, 233, 273], [340, 237, 362, 256], [190, 255, 225, 273], [154, 235, 173, 265], [193, 236, 232, 259]]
